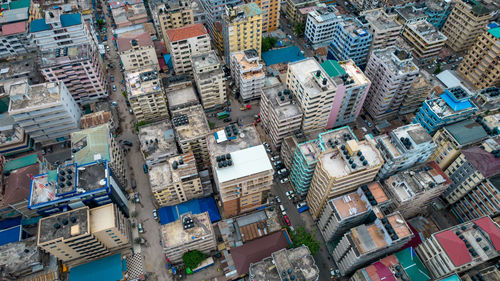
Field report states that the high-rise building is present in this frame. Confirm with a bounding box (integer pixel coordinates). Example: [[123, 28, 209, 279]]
[[8, 81, 81, 145], [441, 0, 493, 52], [457, 27, 500, 90], [416, 216, 500, 279], [0, 20, 34, 59], [138, 121, 178, 167], [450, 178, 500, 223], [473, 87, 500, 113], [230, 49, 265, 102], [363, 47, 419, 121], [362, 9, 401, 57], [165, 81, 200, 111], [423, 0, 453, 29], [350, 0, 378, 12], [166, 24, 211, 74], [285, 0, 317, 25], [304, 5, 341, 44], [376, 124, 436, 179], [252, 0, 280, 32], [399, 70, 433, 115], [154, 0, 194, 41], [192, 51, 226, 110], [222, 3, 263, 62], [402, 20, 447, 61], [286, 58, 337, 133], [111, 3, 148, 29], [207, 125, 273, 217], [395, 5, 429, 31], [281, 134, 302, 171], [116, 27, 158, 71], [328, 17, 372, 68], [0, 115, 34, 157], [200, 0, 244, 38]]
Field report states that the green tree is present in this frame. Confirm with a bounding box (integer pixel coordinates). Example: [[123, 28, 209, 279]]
[[182, 250, 206, 269], [135, 121, 147, 131], [261, 36, 278, 52], [134, 237, 142, 244], [122, 91, 127, 98], [289, 226, 320, 254], [433, 63, 442, 74], [293, 23, 305, 37]]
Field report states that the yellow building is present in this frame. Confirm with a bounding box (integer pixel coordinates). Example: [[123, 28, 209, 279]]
[[252, 0, 280, 32], [222, 3, 263, 61], [155, 0, 194, 42]]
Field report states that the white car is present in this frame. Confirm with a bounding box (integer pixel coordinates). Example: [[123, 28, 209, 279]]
[[275, 196, 281, 204], [296, 202, 307, 209], [138, 223, 144, 233], [280, 178, 289, 184], [277, 168, 287, 175], [270, 156, 280, 161], [273, 161, 282, 167], [152, 209, 158, 220], [285, 190, 294, 197]]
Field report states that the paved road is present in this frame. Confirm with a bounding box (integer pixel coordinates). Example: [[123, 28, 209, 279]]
[[277, 16, 314, 58]]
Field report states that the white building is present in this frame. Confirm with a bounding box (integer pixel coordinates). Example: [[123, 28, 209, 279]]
[[192, 51, 226, 110], [0, 21, 35, 58], [230, 49, 265, 102], [362, 9, 401, 56], [305, 5, 341, 44], [166, 23, 211, 74]]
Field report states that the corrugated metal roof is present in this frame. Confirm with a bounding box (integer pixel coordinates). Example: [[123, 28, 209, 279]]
[[8, 0, 30, 10], [1, 21, 26, 35], [321, 60, 346, 78], [435, 230, 471, 266], [4, 154, 38, 172], [72, 124, 111, 165], [488, 27, 500, 38], [60, 13, 81, 27], [394, 247, 430, 281], [30, 19, 51, 32], [444, 120, 487, 146], [474, 217, 500, 251], [68, 254, 123, 281]]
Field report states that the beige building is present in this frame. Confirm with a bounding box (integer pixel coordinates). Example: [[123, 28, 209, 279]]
[[161, 212, 216, 263], [402, 20, 447, 60], [399, 70, 433, 115], [192, 51, 227, 110], [230, 49, 265, 102], [253, 0, 280, 32], [155, 0, 194, 41], [117, 29, 159, 71], [285, 0, 317, 25], [165, 81, 200, 111], [362, 9, 401, 56], [139, 121, 178, 167], [441, 0, 493, 52], [37, 204, 130, 263], [166, 24, 211, 74], [125, 68, 169, 123], [458, 27, 500, 90]]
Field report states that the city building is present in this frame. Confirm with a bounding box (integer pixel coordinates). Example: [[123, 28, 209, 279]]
[[8, 81, 81, 145], [111, 3, 148, 28], [402, 20, 447, 61], [304, 5, 341, 44], [395, 5, 429, 31], [222, 3, 263, 62], [461, 265, 500, 281], [160, 211, 216, 263], [230, 49, 265, 102], [414, 86, 478, 134], [212, 21, 224, 54], [116, 27, 158, 71], [332, 210, 413, 276], [37, 204, 130, 262], [481, 113, 500, 136], [166, 23, 211, 74], [165, 81, 199, 111], [474, 87, 500, 113], [350, 0, 378, 12], [281, 134, 302, 171], [286, 58, 337, 132], [428, 119, 488, 170], [151, 0, 193, 37], [399, 70, 433, 115], [416, 216, 500, 279], [0, 116, 34, 157], [458, 27, 500, 90], [285, 0, 317, 25], [80, 106, 118, 134], [138, 121, 178, 167], [259, 84, 302, 148], [0, 20, 34, 59], [40, 43, 107, 104], [125, 67, 169, 123], [192, 51, 226, 110], [321, 60, 371, 128], [363, 47, 419, 121], [249, 246, 319, 281], [207, 125, 273, 217], [253, 0, 280, 32], [328, 17, 372, 68], [450, 178, 499, 223], [423, 0, 453, 29], [376, 124, 436, 179], [199, 0, 244, 38], [441, 0, 493, 52], [362, 9, 401, 56]]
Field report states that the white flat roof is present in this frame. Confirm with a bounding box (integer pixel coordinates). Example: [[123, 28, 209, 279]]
[[215, 145, 272, 183]]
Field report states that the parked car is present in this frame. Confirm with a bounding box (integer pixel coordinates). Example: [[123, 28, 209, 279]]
[[123, 140, 133, 146], [296, 202, 307, 209], [273, 161, 282, 167], [223, 117, 232, 122], [134, 193, 140, 203], [110, 75, 114, 82], [366, 120, 373, 128], [263, 142, 270, 148], [277, 168, 287, 175], [285, 190, 294, 197], [152, 209, 158, 220], [280, 178, 289, 184], [138, 223, 144, 233], [112, 85, 116, 92], [283, 215, 291, 226], [270, 156, 280, 161], [275, 196, 281, 204], [131, 179, 136, 189], [143, 164, 148, 174]]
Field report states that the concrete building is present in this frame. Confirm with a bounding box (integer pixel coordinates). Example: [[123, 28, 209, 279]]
[[165, 81, 199, 111], [40, 43, 107, 105], [253, 0, 280, 32], [423, 0, 453, 29], [428, 119, 488, 171], [259, 84, 302, 148], [363, 47, 419, 121], [332, 210, 413, 276], [450, 178, 500, 223], [414, 86, 478, 134], [192, 51, 226, 110], [117, 28, 158, 71], [304, 5, 341, 44], [111, 3, 148, 28], [199, 0, 244, 38], [474, 87, 500, 113], [0, 116, 34, 157], [458, 27, 500, 90], [376, 123, 436, 179], [351, 0, 378, 12], [230, 49, 265, 102], [37, 204, 130, 262], [362, 9, 401, 57], [481, 113, 500, 136], [281, 134, 302, 171], [0, 20, 34, 59], [441, 0, 493, 52], [461, 265, 500, 281], [402, 20, 447, 61], [286, 58, 337, 133], [151, 0, 193, 36], [285, 0, 317, 25], [207, 125, 273, 217], [125, 68, 169, 123], [249, 246, 319, 281], [160, 211, 216, 263], [222, 3, 263, 62], [8, 81, 81, 145], [328, 17, 372, 68], [166, 23, 211, 74], [321, 60, 371, 128], [416, 216, 500, 279], [139, 121, 178, 167], [395, 5, 429, 31], [399, 70, 433, 115]]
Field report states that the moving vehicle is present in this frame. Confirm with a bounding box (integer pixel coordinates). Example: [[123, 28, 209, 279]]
[[217, 111, 229, 119], [283, 215, 291, 226], [152, 209, 158, 220], [110, 75, 114, 82], [143, 164, 148, 174], [138, 223, 144, 233]]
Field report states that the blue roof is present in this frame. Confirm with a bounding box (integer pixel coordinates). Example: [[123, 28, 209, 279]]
[[30, 19, 51, 32], [262, 46, 305, 66], [0, 216, 21, 230], [163, 54, 172, 68], [0, 225, 22, 246], [441, 91, 473, 112], [69, 254, 123, 281], [158, 197, 221, 225], [439, 275, 461, 281], [60, 13, 82, 27]]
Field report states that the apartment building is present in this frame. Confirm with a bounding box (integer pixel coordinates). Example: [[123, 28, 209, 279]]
[[259, 84, 302, 148], [362, 9, 401, 57], [222, 3, 263, 62], [328, 17, 372, 68], [207, 125, 273, 217], [458, 27, 500, 90], [286, 58, 337, 133], [481, 113, 500, 136], [474, 87, 500, 113], [399, 70, 433, 115], [395, 5, 429, 31], [281, 134, 301, 171], [199, 0, 244, 37], [161, 212, 216, 263], [230, 49, 265, 102], [441, 0, 493, 52], [117, 28, 158, 71], [414, 86, 478, 134], [304, 5, 341, 44], [125, 68, 169, 123], [37, 204, 130, 262], [192, 51, 226, 110], [166, 81, 200, 111], [139, 121, 178, 167], [321, 60, 371, 128], [8, 81, 81, 145], [166, 23, 211, 74], [376, 124, 436, 179], [423, 0, 453, 29], [428, 120, 488, 170], [253, 0, 280, 32], [351, 0, 378, 11], [150, 151, 203, 206], [402, 20, 447, 61], [111, 3, 148, 28], [363, 47, 419, 121], [0, 20, 34, 58], [416, 216, 500, 279], [155, 0, 194, 41], [285, 0, 317, 25], [450, 179, 500, 223], [0, 120, 33, 157]]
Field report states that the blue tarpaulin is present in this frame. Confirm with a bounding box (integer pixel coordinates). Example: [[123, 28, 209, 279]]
[[0, 225, 22, 246], [262, 46, 305, 66], [0, 216, 21, 230], [159, 197, 221, 225], [69, 254, 123, 281]]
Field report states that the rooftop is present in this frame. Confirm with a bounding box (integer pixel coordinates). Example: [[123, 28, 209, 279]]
[[396, 6, 427, 22], [1, 8, 28, 25], [38, 206, 89, 244], [362, 8, 400, 30], [80, 111, 113, 129], [261, 84, 302, 120], [149, 162, 172, 192], [232, 50, 264, 80], [8, 82, 62, 112], [378, 124, 433, 159], [30, 13, 82, 32], [166, 81, 199, 110], [166, 23, 207, 42], [157, 0, 191, 12], [160, 212, 213, 248], [0, 55, 38, 82], [337, 60, 370, 86], [426, 87, 477, 118], [117, 30, 152, 52], [407, 20, 447, 43], [308, 5, 339, 23], [71, 124, 112, 165], [488, 27, 500, 39], [138, 121, 177, 161], [171, 104, 210, 141], [262, 46, 306, 66], [68, 253, 124, 281], [372, 47, 419, 75], [0, 21, 26, 35], [444, 119, 488, 146], [0, 163, 39, 208], [461, 138, 500, 178], [299, 126, 357, 164], [330, 182, 389, 220], [288, 58, 336, 96], [41, 44, 93, 67], [224, 3, 263, 23], [192, 50, 221, 72], [111, 3, 147, 25], [0, 237, 41, 276], [339, 17, 370, 38], [125, 68, 162, 97]]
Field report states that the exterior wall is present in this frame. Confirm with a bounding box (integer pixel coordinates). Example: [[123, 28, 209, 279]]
[[119, 45, 158, 72], [193, 55, 226, 110], [304, 7, 341, 44], [443, 153, 484, 204], [399, 71, 432, 115], [129, 90, 169, 122], [285, 0, 317, 24], [0, 29, 34, 58], [158, 5, 194, 42], [168, 33, 211, 74], [402, 21, 446, 60], [254, 0, 280, 32], [326, 76, 370, 128], [362, 9, 401, 58], [289, 145, 317, 195], [428, 129, 461, 171], [30, 15, 93, 51], [328, 18, 372, 67], [230, 51, 265, 101], [450, 180, 500, 222], [280, 135, 298, 171]]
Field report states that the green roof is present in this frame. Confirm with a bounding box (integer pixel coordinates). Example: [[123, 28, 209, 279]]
[[488, 27, 500, 39], [72, 124, 111, 165], [9, 0, 31, 10], [321, 60, 346, 78], [395, 248, 430, 281], [4, 154, 38, 172], [444, 119, 487, 146]]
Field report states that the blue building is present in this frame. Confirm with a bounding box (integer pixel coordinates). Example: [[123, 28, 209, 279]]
[[327, 17, 372, 68], [423, 0, 452, 29], [414, 87, 478, 134]]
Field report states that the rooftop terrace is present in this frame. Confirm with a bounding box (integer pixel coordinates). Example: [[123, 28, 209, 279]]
[[338, 60, 370, 87], [299, 126, 356, 164], [261, 84, 302, 120], [408, 20, 447, 43], [38, 207, 89, 244], [309, 5, 339, 23], [171, 105, 210, 141], [40, 43, 92, 67], [160, 212, 213, 248], [362, 8, 400, 30], [288, 58, 336, 97], [9, 82, 62, 112], [138, 121, 178, 161], [166, 81, 198, 110], [224, 3, 263, 23], [372, 47, 419, 76], [125, 68, 162, 97], [330, 182, 389, 220], [192, 50, 221, 71], [340, 17, 370, 37]]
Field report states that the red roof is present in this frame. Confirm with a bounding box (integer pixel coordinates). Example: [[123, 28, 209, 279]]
[[474, 217, 500, 251], [462, 139, 500, 178], [435, 230, 472, 266], [0, 164, 39, 208], [1, 21, 26, 35], [166, 23, 207, 42], [117, 32, 152, 52]]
